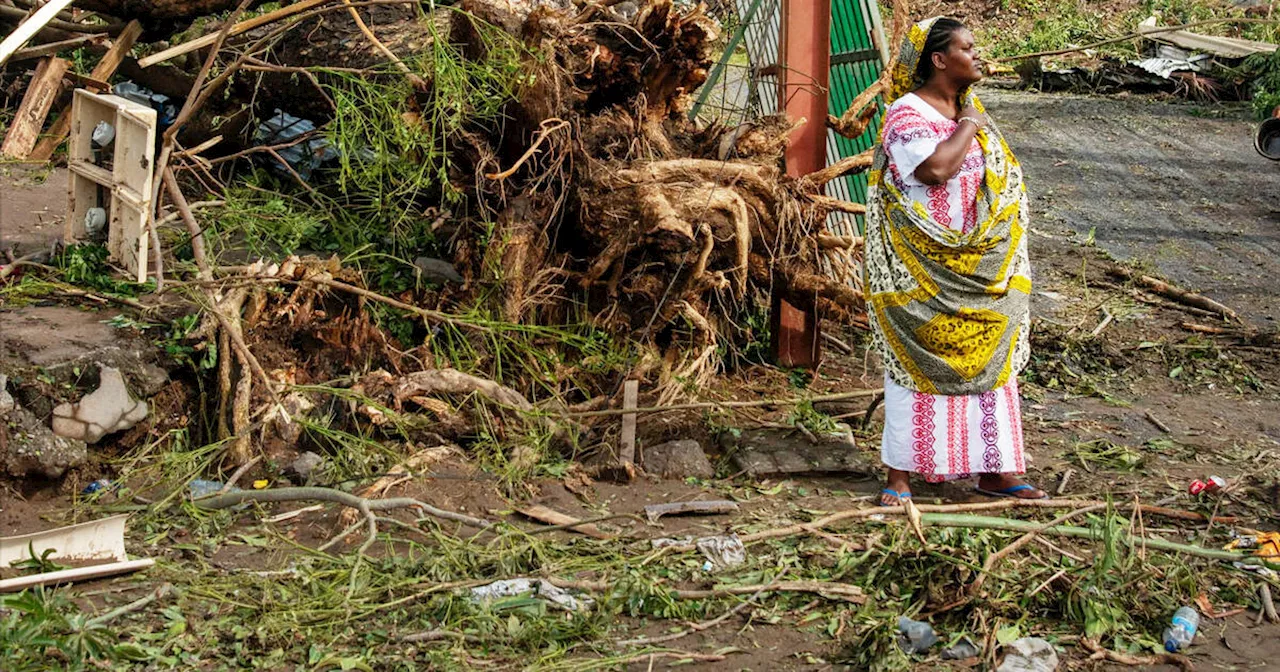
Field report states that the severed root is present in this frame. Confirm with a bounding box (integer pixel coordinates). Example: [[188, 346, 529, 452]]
[[801, 149, 875, 190], [193, 486, 492, 554], [1080, 638, 1192, 671], [616, 159, 778, 198], [828, 79, 885, 139], [392, 369, 534, 412]]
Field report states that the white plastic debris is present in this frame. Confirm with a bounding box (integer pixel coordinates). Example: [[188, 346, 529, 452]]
[[997, 637, 1059, 672], [1233, 561, 1279, 580], [650, 534, 746, 570], [469, 579, 593, 612], [696, 534, 746, 569]]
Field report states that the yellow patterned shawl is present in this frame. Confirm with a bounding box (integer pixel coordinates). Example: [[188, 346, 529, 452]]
[[863, 16, 1032, 395]]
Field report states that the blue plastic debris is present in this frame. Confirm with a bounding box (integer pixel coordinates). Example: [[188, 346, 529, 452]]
[[252, 109, 338, 181], [112, 81, 178, 129], [81, 479, 112, 496]]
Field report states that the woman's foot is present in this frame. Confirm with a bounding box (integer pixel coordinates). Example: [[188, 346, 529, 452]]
[[976, 473, 1046, 499], [881, 468, 913, 506]]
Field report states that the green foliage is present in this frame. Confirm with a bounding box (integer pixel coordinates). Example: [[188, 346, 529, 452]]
[[54, 244, 154, 296], [318, 12, 530, 252], [212, 186, 328, 258], [8, 543, 67, 574], [1241, 50, 1280, 119], [0, 589, 127, 671], [204, 13, 533, 290]]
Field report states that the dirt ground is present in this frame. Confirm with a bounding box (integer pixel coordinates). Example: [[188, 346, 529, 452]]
[[2, 90, 1279, 670]]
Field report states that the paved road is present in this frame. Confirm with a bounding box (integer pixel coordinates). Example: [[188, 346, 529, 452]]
[[986, 90, 1280, 327]]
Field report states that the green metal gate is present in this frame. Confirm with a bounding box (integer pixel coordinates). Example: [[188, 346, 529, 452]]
[[692, 0, 888, 235]]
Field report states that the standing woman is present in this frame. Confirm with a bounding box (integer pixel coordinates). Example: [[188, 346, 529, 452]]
[[864, 17, 1045, 505]]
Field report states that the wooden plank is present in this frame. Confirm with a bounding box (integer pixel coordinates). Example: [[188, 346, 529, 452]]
[[515, 505, 612, 539], [619, 380, 638, 472], [137, 0, 332, 68], [0, 0, 77, 69], [9, 35, 105, 63], [68, 158, 114, 186], [63, 72, 111, 91], [29, 20, 142, 162], [1, 57, 70, 159]]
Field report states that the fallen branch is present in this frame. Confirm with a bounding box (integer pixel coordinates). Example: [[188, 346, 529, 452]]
[[219, 455, 262, 493], [614, 651, 727, 665], [0, 0, 75, 68], [341, 0, 426, 88], [717, 498, 1234, 551], [969, 504, 1106, 596], [162, 169, 212, 279], [547, 577, 865, 604], [1107, 267, 1239, 322], [400, 629, 482, 644], [516, 505, 614, 539], [921, 513, 1245, 562], [137, 0, 334, 68], [564, 389, 883, 419], [1262, 583, 1278, 623], [193, 487, 491, 554], [1080, 637, 1193, 671], [86, 583, 173, 627], [1145, 410, 1172, 434]]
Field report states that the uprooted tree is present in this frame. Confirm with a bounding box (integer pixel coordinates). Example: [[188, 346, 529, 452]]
[[26, 0, 911, 467]]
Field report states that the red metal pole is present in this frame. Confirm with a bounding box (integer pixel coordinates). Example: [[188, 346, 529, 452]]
[[772, 0, 830, 368]]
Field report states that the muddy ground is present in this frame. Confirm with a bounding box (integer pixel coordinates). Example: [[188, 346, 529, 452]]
[[2, 90, 1279, 670]]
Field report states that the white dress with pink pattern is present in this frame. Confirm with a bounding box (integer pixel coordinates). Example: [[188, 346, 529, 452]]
[[878, 92, 1027, 482]]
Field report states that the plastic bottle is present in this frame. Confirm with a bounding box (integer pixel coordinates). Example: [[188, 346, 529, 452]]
[[897, 616, 938, 654], [1162, 606, 1199, 653]]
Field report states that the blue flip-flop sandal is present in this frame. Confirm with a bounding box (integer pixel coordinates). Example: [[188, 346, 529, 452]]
[[880, 488, 913, 506], [974, 484, 1047, 499]]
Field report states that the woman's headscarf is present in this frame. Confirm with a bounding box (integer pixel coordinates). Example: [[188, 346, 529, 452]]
[[862, 17, 1032, 396]]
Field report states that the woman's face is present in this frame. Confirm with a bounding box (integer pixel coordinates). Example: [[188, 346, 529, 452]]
[[935, 28, 983, 86]]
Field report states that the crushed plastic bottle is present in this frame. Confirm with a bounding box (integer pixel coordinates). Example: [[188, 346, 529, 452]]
[[1163, 606, 1199, 653], [81, 479, 112, 496], [897, 616, 939, 654]]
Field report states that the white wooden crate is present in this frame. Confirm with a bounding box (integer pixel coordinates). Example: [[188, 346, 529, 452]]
[[65, 89, 156, 283]]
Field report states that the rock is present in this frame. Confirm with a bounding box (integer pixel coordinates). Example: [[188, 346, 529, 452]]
[[412, 256, 464, 284], [290, 451, 325, 482], [997, 638, 1059, 672], [51, 366, 149, 444], [642, 439, 714, 479], [3, 403, 88, 478], [0, 374, 13, 417], [720, 425, 873, 477]]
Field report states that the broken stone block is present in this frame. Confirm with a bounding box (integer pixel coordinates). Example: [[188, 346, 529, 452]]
[[996, 638, 1059, 672], [3, 403, 88, 478], [51, 366, 148, 444], [720, 425, 874, 477], [642, 439, 714, 479], [0, 307, 170, 419]]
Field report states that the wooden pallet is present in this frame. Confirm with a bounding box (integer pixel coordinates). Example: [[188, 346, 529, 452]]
[[64, 90, 156, 283]]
